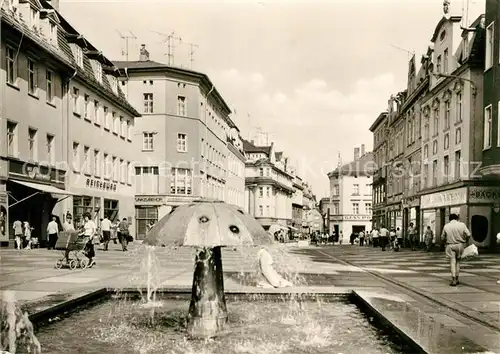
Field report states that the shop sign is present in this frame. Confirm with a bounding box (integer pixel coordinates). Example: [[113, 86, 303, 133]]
[[135, 196, 165, 205], [0, 192, 7, 242], [468, 187, 500, 203], [421, 187, 467, 209], [9, 160, 65, 184], [85, 178, 117, 192], [344, 215, 371, 221]]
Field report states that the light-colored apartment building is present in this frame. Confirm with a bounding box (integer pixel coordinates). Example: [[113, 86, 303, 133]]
[[114, 47, 245, 238], [326, 146, 374, 243], [0, 0, 140, 246]]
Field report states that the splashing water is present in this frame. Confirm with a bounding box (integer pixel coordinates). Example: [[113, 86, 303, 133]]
[[140, 245, 163, 309], [0, 290, 41, 354]]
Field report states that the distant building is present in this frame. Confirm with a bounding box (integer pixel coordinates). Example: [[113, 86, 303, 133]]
[[326, 146, 374, 243], [242, 139, 294, 230], [369, 113, 388, 229], [114, 48, 245, 239]]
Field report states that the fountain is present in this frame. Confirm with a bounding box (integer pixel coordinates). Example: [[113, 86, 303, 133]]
[[143, 200, 274, 338]]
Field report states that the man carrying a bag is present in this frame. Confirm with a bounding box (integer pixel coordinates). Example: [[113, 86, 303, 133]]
[[441, 213, 471, 286], [117, 217, 131, 252]]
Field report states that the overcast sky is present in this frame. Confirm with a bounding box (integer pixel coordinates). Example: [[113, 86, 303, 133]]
[[60, 0, 485, 197]]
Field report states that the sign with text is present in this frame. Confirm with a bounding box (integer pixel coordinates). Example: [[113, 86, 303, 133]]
[[9, 160, 65, 184], [0, 192, 8, 242], [329, 215, 371, 221], [421, 187, 467, 209], [469, 187, 500, 203], [135, 196, 165, 205], [85, 178, 117, 192]]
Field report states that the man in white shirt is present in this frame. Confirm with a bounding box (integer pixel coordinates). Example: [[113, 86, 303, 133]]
[[46, 216, 59, 250], [441, 213, 471, 286], [379, 226, 390, 251], [101, 216, 112, 251], [371, 229, 380, 248]]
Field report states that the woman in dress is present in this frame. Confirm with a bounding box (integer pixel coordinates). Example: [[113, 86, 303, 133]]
[[81, 213, 97, 267]]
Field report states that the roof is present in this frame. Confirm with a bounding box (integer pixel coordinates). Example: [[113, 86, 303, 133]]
[[328, 151, 375, 178], [113, 59, 237, 128], [369, 112, 388, 132], [431, 16, 462, 42], [242, 139, 272, 156]]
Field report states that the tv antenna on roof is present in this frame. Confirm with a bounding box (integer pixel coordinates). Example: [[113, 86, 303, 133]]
[[183, 42, 199, 69], [389, 44, 415, 61], [152, 30, 182, 66], [117, 29, 136, 61]]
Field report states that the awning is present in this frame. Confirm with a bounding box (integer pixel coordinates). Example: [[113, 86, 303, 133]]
[[11, 180, 77, 196]]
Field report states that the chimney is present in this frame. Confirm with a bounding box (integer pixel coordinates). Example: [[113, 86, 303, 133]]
[[361, 144, 366, 156], [354, 147, 360, 161], [47, 0, 59, 11], [139, 44, 150, 62]]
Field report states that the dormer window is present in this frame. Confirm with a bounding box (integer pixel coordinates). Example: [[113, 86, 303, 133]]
[[91, 60, 102, 83], [71, 44, 83, 68], [107, 75, 118, 94], [30, 7, 39, 30], [49, 22, 57, 43]]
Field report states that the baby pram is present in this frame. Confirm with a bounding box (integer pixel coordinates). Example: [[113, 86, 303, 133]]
[[54, 230, 90, 270]]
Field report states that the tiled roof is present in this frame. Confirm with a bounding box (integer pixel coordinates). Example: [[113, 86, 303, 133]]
[[242, 139, 271, 155], [2, 1, 140, 117]]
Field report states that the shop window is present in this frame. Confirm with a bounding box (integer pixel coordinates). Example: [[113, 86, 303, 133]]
[[135, 206, 158, 240], [73, 196, 93, 227], [471, 215, 488, 243], [104, 199, 119, 221]]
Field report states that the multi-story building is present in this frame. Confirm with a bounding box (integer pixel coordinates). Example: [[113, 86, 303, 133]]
[[400, 54, 430, 239], [326, 145, 374, 243], [478, 0, 500, 247], [419, 14, 488, 247], [291, 175, 304, 234], [369, 112, 388, 229], [242, 139, 294, 230], [114, 47, 245, 239], [0, 0, 140, 246]]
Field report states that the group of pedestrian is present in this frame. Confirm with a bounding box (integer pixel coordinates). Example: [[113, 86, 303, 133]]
[[13, 219, 35, 250]]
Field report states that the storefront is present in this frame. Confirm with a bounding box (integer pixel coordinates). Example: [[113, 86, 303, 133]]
[[468, 186, 500, 248], [5, 160, 72, 247], [420, 186, 468, 248], [386, 203, 402, 230], [402, 196, 420, 241], [135, 196, 166, 240], [64, 175, 135, 236]]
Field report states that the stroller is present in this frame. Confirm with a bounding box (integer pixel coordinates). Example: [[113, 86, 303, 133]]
[[54, 230, 90, 270]]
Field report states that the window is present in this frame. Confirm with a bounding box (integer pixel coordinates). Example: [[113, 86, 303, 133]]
[[423, 144, 429, 159], [94, 100, 100, 125], [143, 93, 153, 113], [92, 61, 102, 83], [170, 168, 193, 195], [266, 206, 270, 216], [332, 184, 339, 196], [72, 142, 80, 172], [30, 7, 38, 28], [443, 155, 449, 183], [83, 146, 90, 174], [112, 156, 118, 181], [353, 184, 359, 195], [72, 87, 80, 114], [177, 96, 187, 116], [143, 132, 154, 151], [455, 127, 462, 144], [456, 92, 462, 122], [432, 140, 438, 155], [486, 22, 494, 69], [444, 133, 449, 150], [455, 150, 461, 179], [259, 187, 263, 197], [436, 55, 442, 73], [424, 121, 429, 140], [365, 203, 372, 214], [127, 121, 132, 140], [104, 107, 110, 130], [423, 163, 429, 188], [46, 134, 55, 165], [259, 168, 264, 176], [28, 128, 37, 161], [126, 161, 132, 184], [332, 202, 339, 215], [433, 108, 439, 134], [49, 22, 57, 44], [177, 133, 187, 152], [84, 94, 90, 120], [120, 117, 127, 137], [443, 48, 448, 74], [71, 44, 83, 68], [113, 113, 119, 134], [27, 59, 37, 94], [93, 150, 100, 176], [444, 100, 450, 130], [352, 203, 359, 215], [432, 160, 438, 186], [266, 186, 271, 197], [484, 105, 492, 149], [6, 46, 16, 84], [120, 159, 125, 183], [103, 153, 110, 179], [259, 205, 263, 216], [46, 69, 54, 102], [72, 196, 94, 226], [135, 207, 158, 240]]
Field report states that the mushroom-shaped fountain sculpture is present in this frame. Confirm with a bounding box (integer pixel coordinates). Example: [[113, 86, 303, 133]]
[[143, 200, 274, 339]]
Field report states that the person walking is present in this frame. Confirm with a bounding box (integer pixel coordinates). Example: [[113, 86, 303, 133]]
[[441, 214, 471, 286], [101, 215, 112, 251], [81, 213, 96, 267], [408, 222, 418, 250], [359, 231, 365, 246], [395, 227, 403, 250], [379, 226, 389, 251], [13, 219, 23, 250], [46, 216, 59, 250], [23, 222, 33, 249], [389, 228, 396, 250], [424, 226, 434, 252], [371, 228, 380, 248], [117, 217, 130, 252]]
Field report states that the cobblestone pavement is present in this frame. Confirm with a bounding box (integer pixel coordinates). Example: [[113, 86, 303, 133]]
[[291, 245, 500, 330]]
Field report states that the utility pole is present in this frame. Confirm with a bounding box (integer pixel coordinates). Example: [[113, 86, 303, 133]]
[[152, 30, 182, 66], [117, 29, 137, 61], [183, 42, 199, 69]]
